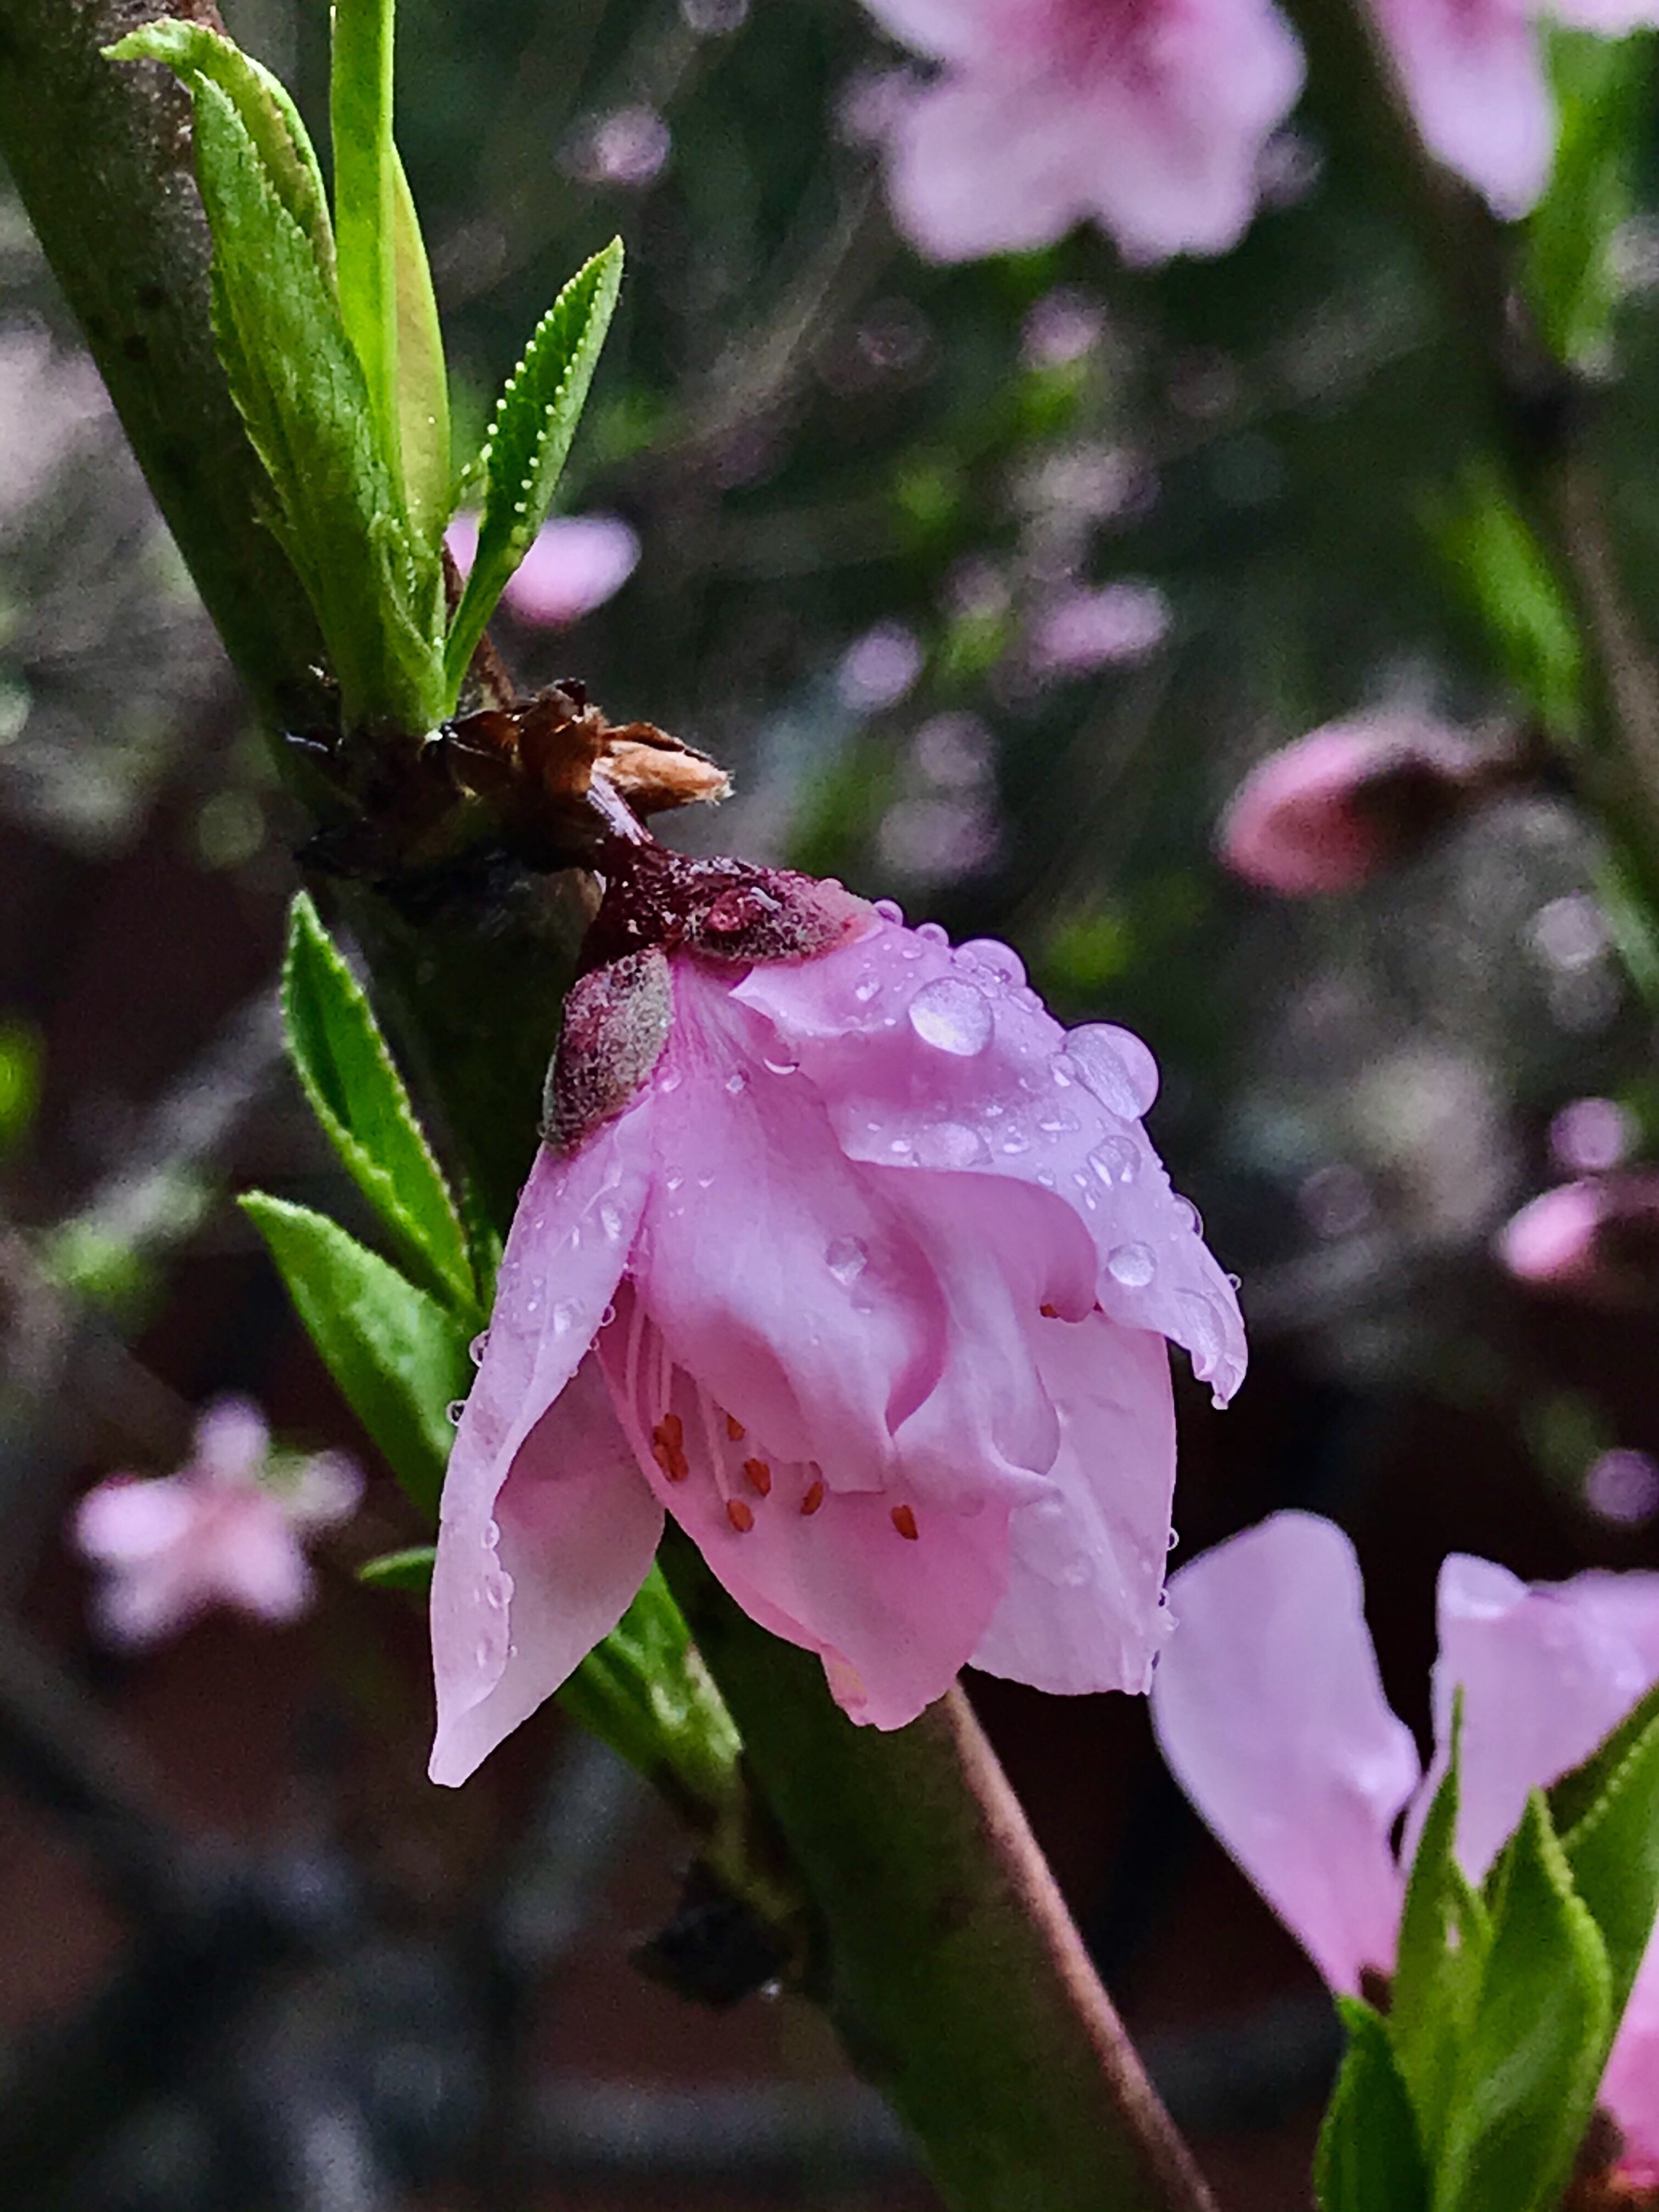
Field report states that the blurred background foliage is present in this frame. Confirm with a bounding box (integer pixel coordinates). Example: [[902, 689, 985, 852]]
[[5, 2, 1659, 2206]]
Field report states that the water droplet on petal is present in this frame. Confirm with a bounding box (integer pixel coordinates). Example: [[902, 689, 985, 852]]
[[1167, 1527, 1181, 1551], [601, 1303, 618, 1327], [907, 977, 994, 1057], [957, 938, 1025, 986], [658, 1068, 683, 1094], [1106, 1242, 1157, 1289], [1068, 1023, 1159, 1118], [1171, 1196, 1203, 1237], [916, 1120, 986, 1168], [853, 972, 882, 1003], [916, 920, 949, 946], [696, 1172, 715, 1189], [999, 1129, 1031, 1155], [889, 1137, 913, 1157], [763, 1053, 800, 1075], [826, 1235, 869, 1284], [469, 1331, 491, 1366], [446, 1399, 467, 1426], [725, 1069, 749, 1095], [665, 1170, 684, 1191], [1061, 1556, 1094, 1588], [1051, 1056, 1075, 1088], [483, 1565, 515, 1612], [873, 898, 904, 925], [1087, 1137, 1138, 1187], [1177, 1289, 1227, 1373], [552, 1300, 579, 1335], [1036, 1169, 1056, 1187], [598, 1200, 624, 1242]]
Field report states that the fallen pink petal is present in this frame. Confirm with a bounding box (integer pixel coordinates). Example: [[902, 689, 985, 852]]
[[429, 847, 1244, 1784]]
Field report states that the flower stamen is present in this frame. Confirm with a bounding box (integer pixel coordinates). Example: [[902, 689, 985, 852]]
[[800, 1478, 826, 1516], [743, 1457, 773, 1497], [726, 1412, 747, 1442], [890, 1504, 919, 1540], [727, 1498, 756, 1533], [651, 1412, 690, 1482]]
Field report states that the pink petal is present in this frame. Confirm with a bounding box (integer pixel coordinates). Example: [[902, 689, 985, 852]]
[[1151, 1512, 1419, 1993], [858, 0, 998, 60], [1602, 1936, 1659, 2182], [632, 959, 949, 1498], [199, 1495, 314, 1622], [191, 1396, 270, 1485], [91, 1552, 203, 1647], [281, 1449, 366, 1532], [598, 1289, 1009, 1727], [501, 515, 640, 629], [734, 916, 1246, 1402], [1423, 1554, 1659, 1879], [1369, 0, 1552, 219], [429, 1353, 664, 1784], [429, 1107, 655, 1783], [75, 1475, 197, 1565], [882, 71, 1101, 260], [445, 511, 480, 571], [972, 1313, 1177, 1696]]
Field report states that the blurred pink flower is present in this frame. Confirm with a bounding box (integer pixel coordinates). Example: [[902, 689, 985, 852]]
[[1028, 582, 1172, 674], [857, 0, 1305, 264], [1498, 1173, 1659, 1306], [429, 851, 1244, 1783], [1217, 715, 1494, 896], [1551, 1096, 1637, 1176], [1368, 0, 1659, 222], [1151, 1512, 1659, 2176], [74, 1399, 362, 1649], [445, 512, 640, 628]]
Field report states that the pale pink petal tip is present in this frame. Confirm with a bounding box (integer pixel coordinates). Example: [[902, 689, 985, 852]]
[[1218, 717, 1485, 896], [443, 512, 640, 628], [1152, 1512, 1419, 1992], [1495, 1181, 1602, 1287]]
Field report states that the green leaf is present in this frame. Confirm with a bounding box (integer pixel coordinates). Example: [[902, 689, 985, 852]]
[[1433, 1794, 1611, 2212], [329, 0, 399, 486], [281, 892, 475, 1311], [106, 18, 335, 280], [1430, 463, 1584, 743], [392, 149, 452, 555], [1551, 1677, 1659, 2020], [1315, 1998, 1429, 2212], [240, 1194, 468, 1516], [1389, 1704, 1492, 2164], [358, 1544, 435, 1590], [1524, 30, 1655, 368], [442, 240, 624, 703]]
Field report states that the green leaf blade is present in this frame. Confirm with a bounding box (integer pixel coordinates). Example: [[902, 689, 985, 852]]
[[329, 0, 400, 488], [443, 239, 624, 704], [1553, 1678, 1659, 2022], [1315, 1998, 1429, 2212], [281, 892, 475, 1312], [392, 150, 452, 555], [240, 1194, 467, 1516]]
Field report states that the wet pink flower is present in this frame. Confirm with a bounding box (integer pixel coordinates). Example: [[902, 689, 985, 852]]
[[1151, 1512, 1659, 2175], [1217, 715, 1496, 896], [1498, 1173, 1659, 1306], [445, 512, 640, 628], [429, 845, 1244, 1784], [856, 0, 1304, 265], [74, 1398, 362, 1649], [1367, 0, 1659, 222]]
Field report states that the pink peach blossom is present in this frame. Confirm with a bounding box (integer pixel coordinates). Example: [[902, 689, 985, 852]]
[[1367, 0, 1659, 222], [1151, 1512, 1659, 2176], [74, 1398, 362, 1649], [1217, 715, 1492, 896], [429, 850, 1244, 1784], [445, 512, 640, 628], [856, 0, 1305, 265]]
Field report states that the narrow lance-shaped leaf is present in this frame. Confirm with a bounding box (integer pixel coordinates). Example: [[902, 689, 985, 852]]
[[1550, 1676, 1659, 2021], [330, 0, 400, 491], [442, 239, 624, 704], [280, 892, 476, 1311], [1433, 1793, 1612, 2212], [106, 18, 335, 279], [392, 149, 452, 555], [1315, 1998, 1429, 2212], [240, 1194, 469, 1518], [1524, 29, 1655, 369]]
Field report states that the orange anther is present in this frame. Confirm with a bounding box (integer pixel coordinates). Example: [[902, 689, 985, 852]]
[[651, 1416, 689, 1481], [1040, 1303, 1059, 1319], [725, 1412, 746, 1442], [800, 1479, 826, 1517], [656, 1412, 684, 1450], [743, 1458, 773, 1497], [890, 1504, 919, 1541], [726, 1498, 755, 1534]]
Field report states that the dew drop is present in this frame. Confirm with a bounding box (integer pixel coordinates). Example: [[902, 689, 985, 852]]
[[1087, 1137, 1138, 1187], [1106, 1242, 1157, 1289], [446, 1398, 467, 1426], [908, 976, 994, 1057], [1067, 1023, 1160, 1118], [916, 1120, 986, 1168], [956, 937, 1025, 987], [665, 1170, 684, 1191], [1177, 1289, 1227, 1372], [1167, 1527, 1181, 1551], [1061, 1556, 1094, 1589], [1051, 1056, 1075, 1088], [658, 1068, 684, 1094], [474, 1637, 492, 1669], [725, 1069, 749, 1095], [696, 1172, 715, 1190], [763, 1053, 800, 1075], [1172, 1196, 1204, 1237], [889, 1137, 913, 1157], [1037, 1112, 1078, 1135], [853, 972, 882, 1004], [552, 1300, 579, 1336], [598, 1200, 624, 1242], [483, 1565, 515, 1611], [999, 1129, 1031, 1156], [601, 1302, 618, 1328], [873, 898, 905, 925], [469, 1331, 491, 1366], [826, 1235, 869, 1284], [1036, 1169, 1056, 1187]]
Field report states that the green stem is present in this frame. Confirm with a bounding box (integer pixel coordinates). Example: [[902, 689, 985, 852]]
[[0, 0, 327, 732], [0, 15, 1218, 2208], [329, 0, 401, 492]]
